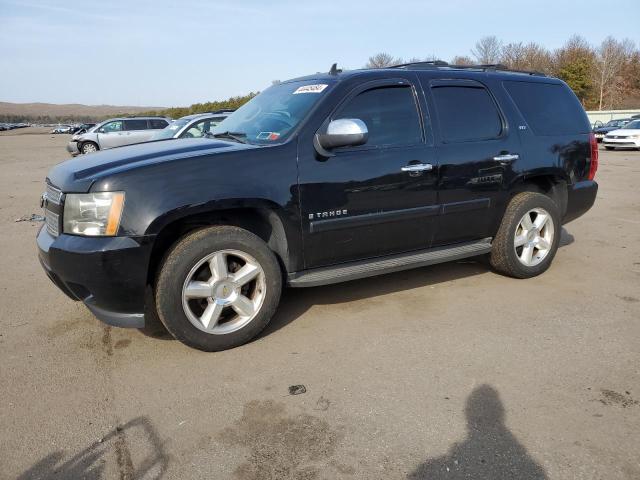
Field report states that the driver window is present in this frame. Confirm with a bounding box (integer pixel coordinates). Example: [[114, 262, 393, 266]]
[[101, 121, 123, 133], [335, 86, 422, 147]]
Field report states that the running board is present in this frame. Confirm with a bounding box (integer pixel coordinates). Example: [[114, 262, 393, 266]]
[[288, 238, 493, 288]]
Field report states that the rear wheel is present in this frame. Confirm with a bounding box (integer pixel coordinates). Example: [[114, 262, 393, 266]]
[[490, 192, 561, 279], [155, 226, 282, 351], [80, 141, 99, 154]]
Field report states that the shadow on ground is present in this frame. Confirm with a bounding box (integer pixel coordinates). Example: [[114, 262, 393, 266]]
[[139, 228, 574, 343], [408, 385, 547, 480], [17, 417, 169, 480]]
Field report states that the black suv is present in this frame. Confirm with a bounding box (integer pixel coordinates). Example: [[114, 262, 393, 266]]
[[38, 62, 598, 351]]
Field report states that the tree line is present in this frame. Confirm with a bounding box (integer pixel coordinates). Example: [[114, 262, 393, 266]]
[[366, 35, 640, 110]]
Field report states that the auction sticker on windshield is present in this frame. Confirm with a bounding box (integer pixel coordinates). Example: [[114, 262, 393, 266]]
[[293, 84, 328, 94]]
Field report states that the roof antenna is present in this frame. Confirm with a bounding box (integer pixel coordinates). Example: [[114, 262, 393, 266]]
[[329, 63, 341, 75]]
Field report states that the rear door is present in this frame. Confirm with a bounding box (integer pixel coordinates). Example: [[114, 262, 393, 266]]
[[424, 78, 520, 246], [298, 76, 439, 268], [122, 119, 151, 145]]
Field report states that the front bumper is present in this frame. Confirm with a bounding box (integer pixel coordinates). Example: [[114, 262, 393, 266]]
[[564, 180, 598, 224], [602, 137, 640, 148], [37, 226, 154, 328], [66, 141, 80, 156]]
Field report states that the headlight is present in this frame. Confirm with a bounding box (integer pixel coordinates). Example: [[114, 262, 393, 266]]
[[63, 192, 125, 236], [629, 134, 640, 139]]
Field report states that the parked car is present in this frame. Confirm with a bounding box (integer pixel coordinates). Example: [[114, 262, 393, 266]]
[[592, 118, 632, 142], [51, 125, 73, 134], [602, 119, 640, 150], [67, 117, 170, 155], [38, 61, 598, 351], [150, 111, 234, 141]]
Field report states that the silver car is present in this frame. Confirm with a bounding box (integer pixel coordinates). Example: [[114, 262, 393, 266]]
[[150, 111, 233, 141], [67, 117, 170, 155]]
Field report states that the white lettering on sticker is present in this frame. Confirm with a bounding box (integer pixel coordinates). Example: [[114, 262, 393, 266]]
[[293, 84, 328, 94]]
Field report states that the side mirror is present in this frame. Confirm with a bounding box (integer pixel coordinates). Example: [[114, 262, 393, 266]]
[[314, 119, 368, 157]]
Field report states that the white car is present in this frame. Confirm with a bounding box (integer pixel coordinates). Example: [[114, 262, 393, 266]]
[[602, 119, 640, 150], [150, 111, 233, 141]]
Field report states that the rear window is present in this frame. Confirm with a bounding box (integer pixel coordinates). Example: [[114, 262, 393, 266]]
[[504, 81, 590, 136], [431, 86, 502, 143], [124, 119, 148, 131], [149, 119, 168, 129]]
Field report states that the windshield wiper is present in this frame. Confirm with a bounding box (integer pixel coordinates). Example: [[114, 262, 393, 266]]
[[210, 131, 248, 144]]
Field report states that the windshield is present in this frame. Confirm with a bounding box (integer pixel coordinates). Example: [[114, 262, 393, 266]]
[[622, 120, 640, 129], [151, 119, 188, 139], [212, 80, 334, 145]]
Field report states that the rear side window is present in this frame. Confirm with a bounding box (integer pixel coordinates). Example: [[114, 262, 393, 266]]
[[149, 119, 168, 129], [335, 86, 422, 147], [431, 86, 502, 142], [504, 81, 590, 135], [124, 119, 148, 131]]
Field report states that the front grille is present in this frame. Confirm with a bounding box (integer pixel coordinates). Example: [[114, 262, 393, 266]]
[[46, 184, 62, 204], [45, 209, 60, 236]]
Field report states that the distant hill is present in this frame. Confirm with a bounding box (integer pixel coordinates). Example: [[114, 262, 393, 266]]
[[0, 101, 167, 123]]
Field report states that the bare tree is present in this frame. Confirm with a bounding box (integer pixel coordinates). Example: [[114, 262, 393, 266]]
[[501, 42, 552, 73], [593, 37, 635, 110], [471, 36, 503, 64], [451, 55, 474, 65], [366, 53, 402, 68]]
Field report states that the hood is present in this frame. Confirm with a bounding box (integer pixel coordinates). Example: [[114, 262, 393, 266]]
[[47, 138, 259, 192], [606, 128, 640, 136], [594, 126, 617, 133]]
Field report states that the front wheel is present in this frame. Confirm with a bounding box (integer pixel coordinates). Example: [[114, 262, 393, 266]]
[[80, 141, 99, 154], [490, 192, 561, 279], [155, 226, 282, 351]]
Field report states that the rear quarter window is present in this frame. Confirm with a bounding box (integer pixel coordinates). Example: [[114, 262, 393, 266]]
[[149, 119, 169, 129], [504, 81, 590, 136]]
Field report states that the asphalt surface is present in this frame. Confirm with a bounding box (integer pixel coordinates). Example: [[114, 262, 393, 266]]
[[1, 131, 639, 479]]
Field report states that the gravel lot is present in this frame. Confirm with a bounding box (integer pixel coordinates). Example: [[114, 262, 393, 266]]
[[1, 130, 639, 479]]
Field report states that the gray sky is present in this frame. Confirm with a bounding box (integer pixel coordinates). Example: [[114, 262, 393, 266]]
[[1, 0, 638, 107]]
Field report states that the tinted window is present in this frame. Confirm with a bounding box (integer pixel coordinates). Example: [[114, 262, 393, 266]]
[[124, 119, 148, 131], [431, 86, 502, 142], [101, 121, 123, 132], [504, 81, 590, 135], [335, 86, 422, 147], [149, 119, 168, 129]]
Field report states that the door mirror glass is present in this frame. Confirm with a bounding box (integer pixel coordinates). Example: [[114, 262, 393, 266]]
[[316, 119, 368, 155]]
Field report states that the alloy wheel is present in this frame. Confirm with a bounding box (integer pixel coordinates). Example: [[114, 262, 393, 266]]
[[181, 249, 266, 335], [513, 207, 555, 267]]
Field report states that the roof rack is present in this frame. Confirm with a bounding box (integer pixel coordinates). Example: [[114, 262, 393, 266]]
[[389, 60, 546, 77]]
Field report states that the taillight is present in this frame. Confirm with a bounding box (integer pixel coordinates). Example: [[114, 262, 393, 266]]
[[588, 132, 598, 180]]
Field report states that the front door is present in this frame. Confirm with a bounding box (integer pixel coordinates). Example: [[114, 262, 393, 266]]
[[423, 78, 520, 246], [96, 120, 125, 149], [298, 77, 439, 269]]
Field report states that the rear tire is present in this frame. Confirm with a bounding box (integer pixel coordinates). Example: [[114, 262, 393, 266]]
[[490, 192, 561, 279], [155, 226, 282, 351], [80, 141, 99, 154]]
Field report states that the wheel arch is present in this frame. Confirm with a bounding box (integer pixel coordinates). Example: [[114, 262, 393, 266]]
[[146, 203, 296, 287], [508, 172, 568, 218]]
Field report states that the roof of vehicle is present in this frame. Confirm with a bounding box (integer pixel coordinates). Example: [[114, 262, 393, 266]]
[[99, 116, 171, 122], [286, 61, 561, 85], [178, 110, 234, 121]]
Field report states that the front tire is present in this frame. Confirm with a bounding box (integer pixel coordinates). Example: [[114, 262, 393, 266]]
[[490, 192, 561, 279], [80, 141, 99, 154], [155, 226, 282, 351]]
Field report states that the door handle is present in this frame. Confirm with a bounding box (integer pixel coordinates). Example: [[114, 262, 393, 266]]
[[493, 153, 519, 164], [401, 163, 433, 173]]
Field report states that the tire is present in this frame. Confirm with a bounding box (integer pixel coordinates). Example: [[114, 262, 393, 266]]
[[80, 141, 99, 154], [604, 146, 614, 151], [490, 192, 561, 279], [155, 226, 282, 351]]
